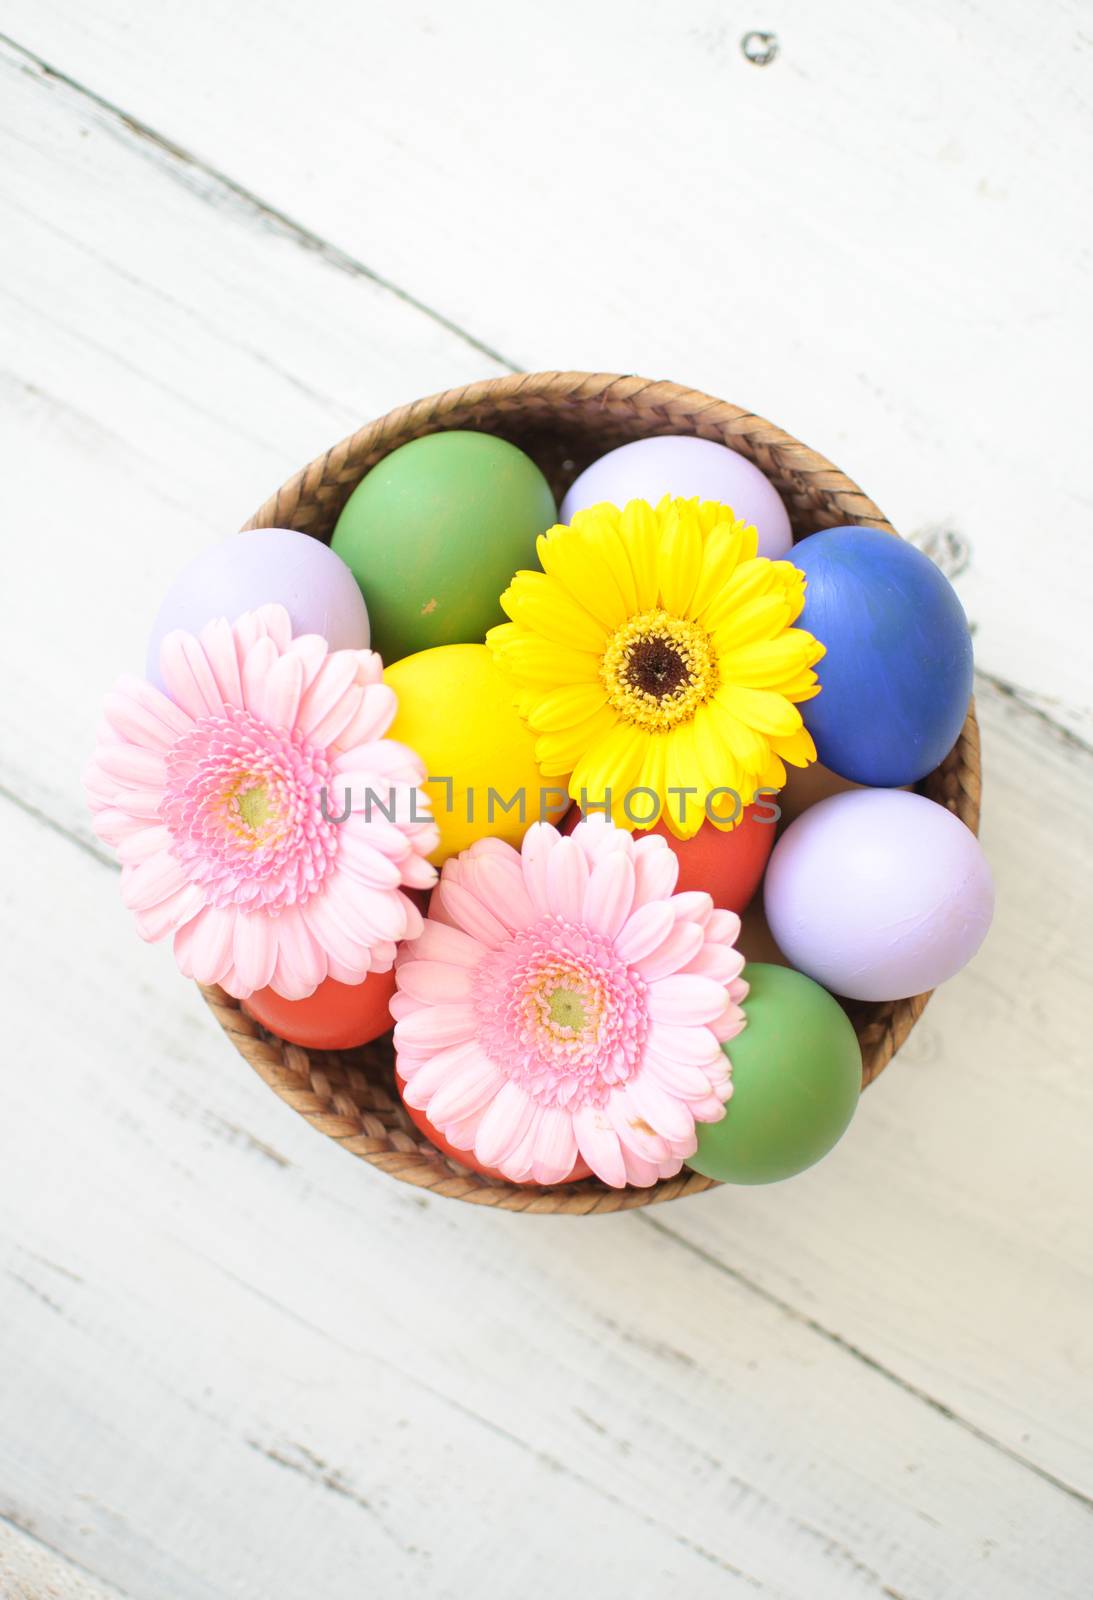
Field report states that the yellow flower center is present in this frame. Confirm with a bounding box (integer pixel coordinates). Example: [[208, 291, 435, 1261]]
[[236, 782, 272, 832], [548, 986, 588, 1032], [226, 779, 285, 850], [601, 609, 719, 733]]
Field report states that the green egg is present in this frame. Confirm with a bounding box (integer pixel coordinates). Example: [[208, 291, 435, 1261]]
[[331, 430, 556, 663], [688, 963, 862, 1185]]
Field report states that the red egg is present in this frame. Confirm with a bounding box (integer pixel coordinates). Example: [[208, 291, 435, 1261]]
[[395, 1074, 591, 1186], [563, 804, 776, 914], [243, 970, 397, 1049]]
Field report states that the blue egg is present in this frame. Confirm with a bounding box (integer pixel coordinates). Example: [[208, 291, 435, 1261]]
[[791, 526, 973, 787]]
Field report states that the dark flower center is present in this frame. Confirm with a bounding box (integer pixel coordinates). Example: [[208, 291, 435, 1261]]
[[624, 637, 690, 700], [601, 608, 719, 733]]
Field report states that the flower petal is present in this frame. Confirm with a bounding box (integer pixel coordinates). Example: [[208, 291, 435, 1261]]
[[337, 829, 403, 889], [534, 705, 618, 778], [192, 616, 245, 710], [683, 943, 746, 984], [619, 1143, 673, 1187], [619, 499, 661, 611], [530, 1106, 580, 1186], [426, 1053, 505, 1130], [582, 849, 635, 939], [545, 836, 589, 925], [690, 515, 750, 618], [609, 1087, 671, 1164], [297, 653, 362, 744], [498, 1117, 541, 1184], [711, 998, 748, 1044], [500, 571, 610, 653], [568, 720, 647, 824], [537, 525, 630, 630], [285, 632, 329, 689], [181, 903, 239, 987], [670, 891, 715, 925], [116, 823, 172, 866], [647, 974, 732, 1026], [395, 1002, 479, 1052], [526, 681, 609, 733], [716, 684, 803, 738], [631, 836, 679, 904], [486, 626, 603, 687], [459, 854, 536, 933], [572, 1104, 627, 1189], [410, 920, 485, 969], [627, 1072, 698, 1144], [615, 899, 675, 964], [301, 892, 372, 975], [645, 1047, 721, 1101], [103, 683, 189, 751], [332, 683, 398, 752], [396, 960, 475, 1005], [656, 500, 702, 616], [322, 873, 408, 945], [135, 881, 206, 943], [520, 822, 562, 916], [251, 649, 305, 732], [249, 602, 294, 650], [435, 879, 511, 948], [648, 1022, 722, 1068], [474, 1080, 537, 1169], [240, 634, 279, 721], [633, 920, 706, 982], [93, 743, 167, 790], [706, 909, 743, 944], [120, 849, 187, 912], [269, 906, 326, 997], [160, 630, 226, 721], [231, 913, 278, 995]]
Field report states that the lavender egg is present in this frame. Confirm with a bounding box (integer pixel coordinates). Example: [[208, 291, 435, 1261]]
[[764, 789, 994, 1002], [147, 528, 370, 686], [560, 435, 793, 558]]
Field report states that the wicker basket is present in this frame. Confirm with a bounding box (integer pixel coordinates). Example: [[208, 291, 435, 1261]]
[[199, 371, 981, 1213]]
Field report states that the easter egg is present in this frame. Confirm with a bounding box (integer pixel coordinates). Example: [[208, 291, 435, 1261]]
[[563, 803, 777, 914], [560, 436, 793, 558], [331, 431, 556, 663], [384, 644, 564, 863], [687, 963, 862, 1184], [396, 1074, 592, 1185], [147, 528, 369, 687], [763, 789, 994, 1001], [791, 526, 974, 786], [242, 970, 396, 1049]]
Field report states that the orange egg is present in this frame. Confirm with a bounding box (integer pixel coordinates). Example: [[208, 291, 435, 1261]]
[[563, 804, 776, 914], [243, 969, 397, 1049], [396, 1073, 591, 1186]]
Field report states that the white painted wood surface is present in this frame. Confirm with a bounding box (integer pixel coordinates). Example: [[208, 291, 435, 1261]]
[[1, 6, 1091, 1597]]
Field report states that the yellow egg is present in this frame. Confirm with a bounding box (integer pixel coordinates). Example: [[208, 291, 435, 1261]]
[[384, 644, 567, 863]]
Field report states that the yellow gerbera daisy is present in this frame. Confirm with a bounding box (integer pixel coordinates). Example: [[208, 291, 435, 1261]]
[[486, 497, 825, 839]]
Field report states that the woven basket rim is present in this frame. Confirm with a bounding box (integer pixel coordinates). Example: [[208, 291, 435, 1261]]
[[200, 370, 982, 1215]]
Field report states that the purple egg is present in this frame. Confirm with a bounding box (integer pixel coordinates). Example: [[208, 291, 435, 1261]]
[[764, 789, 994, 1001], [147, 528, 370, 686], [560, 435, 793, 558]]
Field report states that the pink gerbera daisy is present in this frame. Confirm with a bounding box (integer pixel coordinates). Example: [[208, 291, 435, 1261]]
[[84, 603, 437, 999], [392, 817, 748, 1188]]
